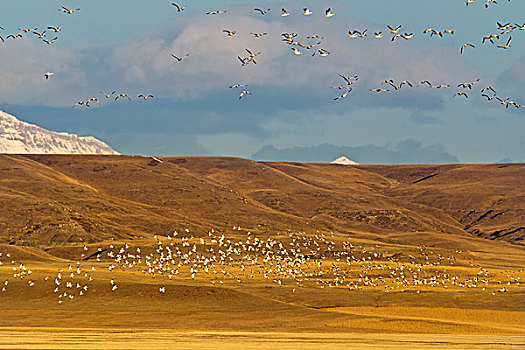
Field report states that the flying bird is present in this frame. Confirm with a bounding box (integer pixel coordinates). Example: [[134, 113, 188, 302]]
[[60, 6, 80, 14], [457, 79, 480, 89], [291, 47, 303, 55], [44, 72, 54, 79], [47, 26, 62, 32], [245, 48, 260, 61], [325, 8, 335, 18], [303, 8, 313, 16], [33, 30, 46, 39], [254, 8, 270, 15], [481, 86, 497, 94], [6, 34, 23, 40], [207, 10, 226, 15], [43, 37, 58, 45], [172, 3, 185, 12], [171, 53, 189, 61], [100, 91, 116, 98], [391, 33, 405, 41], [72, 101, 86, 108], [334, 89, 352, 100], [239, 90, 251, 99], [115, 93, 131, 101], [238, 56, 249, 66], [312, 48, 330, 57], [497, 36, 512, 49], [340, 74, 358, 85], [387, 25, 402, 34], [86, 98, 99, 107], [496, 97, 509, 105], [454, 92, 469, 98], [482, 34, 500, 44], [138, 94, 154, 100], [460, 43, 475, 54], [281, 8, 290, 17]]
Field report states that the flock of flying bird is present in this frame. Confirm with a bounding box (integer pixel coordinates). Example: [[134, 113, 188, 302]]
[[72, 92, 154, 108], [0, 3, 522, 109], [172, 3, 524, 106], [0, 228, 522, 302]]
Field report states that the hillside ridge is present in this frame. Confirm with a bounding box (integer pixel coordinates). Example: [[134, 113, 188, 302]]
[[0, 154, 523, 248]]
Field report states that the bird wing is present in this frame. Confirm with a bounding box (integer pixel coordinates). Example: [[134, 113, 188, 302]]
[[339, 74, 352, 85]]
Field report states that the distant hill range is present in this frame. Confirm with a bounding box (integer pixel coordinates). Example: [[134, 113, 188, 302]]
[[0, 109, 118, 155], [0, 155, 523, 248]]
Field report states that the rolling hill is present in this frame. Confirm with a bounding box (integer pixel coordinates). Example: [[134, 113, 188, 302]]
[[0, 154, 523, 249]]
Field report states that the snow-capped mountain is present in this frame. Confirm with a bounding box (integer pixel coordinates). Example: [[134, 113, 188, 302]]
[[331, 156, 359, 165], [0, 109, 119, 154]]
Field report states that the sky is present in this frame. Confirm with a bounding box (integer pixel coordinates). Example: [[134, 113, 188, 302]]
[[0, 0, 524, 163]]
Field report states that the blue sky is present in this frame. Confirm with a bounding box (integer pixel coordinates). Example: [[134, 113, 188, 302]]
[[0, 0, 524, 163]]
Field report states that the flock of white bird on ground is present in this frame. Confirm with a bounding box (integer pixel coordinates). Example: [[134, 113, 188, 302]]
[[0, 228, 523, 300], [0, 2, 523, 110]]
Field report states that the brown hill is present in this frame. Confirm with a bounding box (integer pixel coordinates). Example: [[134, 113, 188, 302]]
[[0, 154, 523, 248]]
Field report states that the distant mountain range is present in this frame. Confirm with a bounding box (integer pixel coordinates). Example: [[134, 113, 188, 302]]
[[0, 109, 118, 154], [252, 140, 460, 164]]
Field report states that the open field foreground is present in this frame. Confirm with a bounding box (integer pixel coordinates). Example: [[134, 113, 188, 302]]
[[0, 155, 524, 347], [0, 330, 524, 349]]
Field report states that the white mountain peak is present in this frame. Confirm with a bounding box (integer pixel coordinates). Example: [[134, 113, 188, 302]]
[[0, 109, 119, 155], [331, 156, 359, 165]]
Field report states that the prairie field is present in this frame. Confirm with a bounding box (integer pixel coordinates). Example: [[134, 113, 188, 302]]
[[0, 155, 523, 348]]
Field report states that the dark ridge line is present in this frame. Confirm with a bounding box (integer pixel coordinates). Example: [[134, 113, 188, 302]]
[[412, 173, 438, 184], [83, 248, 108, 261]]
